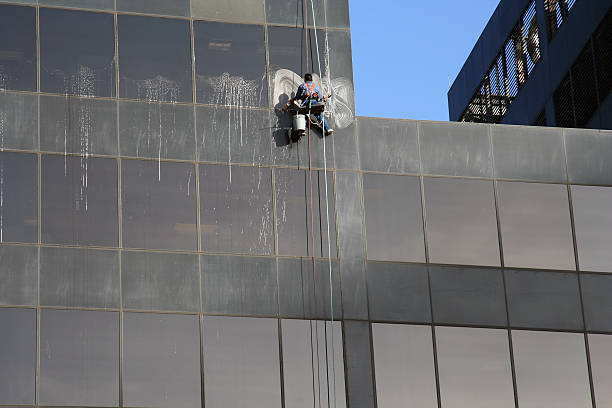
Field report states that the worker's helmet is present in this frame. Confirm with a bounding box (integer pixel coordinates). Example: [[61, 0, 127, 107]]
[[304, 73, 313, 82]]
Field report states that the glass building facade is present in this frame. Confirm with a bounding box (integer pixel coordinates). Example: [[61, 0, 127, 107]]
[[1, 1, 612, 408]]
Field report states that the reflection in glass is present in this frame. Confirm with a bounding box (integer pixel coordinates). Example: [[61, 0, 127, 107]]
[[123, 312, 200, 408], [565, 129, 612, 185], [581, 273, 612, 332], [282, 319, 345, 408], [0, 245, 37, 306], [513, 330, 592, 408], [0, 152, 37, 243], [363, 174, 424, 262], [191, 0, 265, 24], [200, 164, 273, 254], [0, 92, 38, 150], [121, 159, 196, 250], [0, 5, 36, 91], [203, 316, 281, 408], [588, 334, 612, 407], [40, 8, 115, 97], [326, 0, 351, 28], [40, 0, 114, 10], [266, 0, 325, 26], [357, 118, 419, 173], [436, 326, 514, 408], [372, 324, 437, 408], [117, 0, 190, 16]]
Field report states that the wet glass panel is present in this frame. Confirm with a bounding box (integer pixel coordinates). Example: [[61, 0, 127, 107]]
[[565, 129, 612, 185], [0, 92, 37, 150], [492, 125, 565, 182], [40, 246, 119, 308], [192, 0, 265, 23], [123, 312, 200, 408], [0, 5, 36, 91], [424, 177, 500, 266], [357, 118, 419, 174], [266, 0, 325, 26], [366, 262, 430, 323], [119, 100, 195, 161], [343, 320, 375, 408], [589, 334, 612, 407], [362, 174, 424, 262], [572, 185, 612, 272], [39, 0, 114, 10], [118, 15, 192, 102], [200, 164, 273, 255], [419, 121, 492, 177], [0, 308, 36, 405], [333, 120, 358, 170], [371, 323, 437, 408], [42, 155, 118, 246], [194, 21, 267, 107], [327, 30, 354, 87], [203, 316, 281, 408], [512, 330, 591, 408], [505, 269, 583, 330], [326, 0, 350, 28], [282, 319, 345, 408], [40, 8, 115, 97], [202, 254, 277, 316], [121, 159, 196, 250], [0, 245, 37, 306], [430, 266, 507, 326], [40, 95, 117, 156], [580, 273, 612, 332], [0, 152, 37, 244], [497, 181, 575, 270], [197, 106, 270, 165], [39, 309, 119, 406], [117, 0, 190, 16], [274, 168, 337, 257], [436, 327, 514, 408], [122, 250, 199, 312]]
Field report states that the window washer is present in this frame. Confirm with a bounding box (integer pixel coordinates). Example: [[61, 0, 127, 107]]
[[281, 73, 333, 136]]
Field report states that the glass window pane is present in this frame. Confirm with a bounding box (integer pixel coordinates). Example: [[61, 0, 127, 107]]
[[200, 164, 273, 254], [123, 312, 200, 408], [40, 0, 114, 10], [0, 308, 36, 405], [119, 100, 195, 161], [202, 254, 277, 316], [572, 185, 612, 272], [39, 309, 119, 406], [203, 316, 281, 408], [436, 327, 515, 408], [194, 21, 267, 107], [0, 5, 36, 91], [266, 0, 325, 26], [0, 152, 37, 243], [118, 15, 192, 102], [497, 181, 575, 270], [40, 95, 117, 156], [40, 8, 115, 97], [424, 177, 500, 266], [512, 330, 592, 408], [343, 320, 375, 408], [274, 168, 337, 257], [0, 92, 37, 150], [589, 334, 612, 407], [565, 128, 612, 185], [372, 323, 437, 408], [117, 0, 190, 16], [505, 269, 583, 330], [40, 246, 119, 308], [191, 0, 265, 23], [121, 159, 196, 250], [580, 273, 612, 332], [326, 0, 350, 28], [42, 155, 118, 246], [327, 30, 355, 89], [0, 245, 37, 306], [363, 174, 424, 262], [366, 262, 430, 323], [121, 250, 199, 312], [282, 319, 345, 408]]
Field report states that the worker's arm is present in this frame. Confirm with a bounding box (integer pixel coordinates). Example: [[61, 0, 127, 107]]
[[281, 97, 295, 112]]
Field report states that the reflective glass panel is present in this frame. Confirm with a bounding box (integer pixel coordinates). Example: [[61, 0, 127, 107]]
[[40, 0, 114, 10], [0, 152, 37, 243], [40, 8, 115, 97], [0, 5, 36, 91], [436, 327, 514, 408], [580, 273, 612, 332], [40, 309, 119, 406], [0, 308, 35, 405], [266, 0, 325, 26], [118, 15, 192, 102], [42, 155, 118, 246], [200, 164, 273, 254], [0, 92, 37, 150], [512, 330, 592, 408], [497, 181, 575, 270], [565, 128, 612, 185], [191, 0, 265, 23], [203, 316, 281, 408], [326, 0, 350, 28], [123, 312, 200, 408], [424, 177, 500, 266], [121, 159, 197, 250], [371, 323, 437, 408], [194, 21, 267, 107], [0, 245, 37, 306], [117, 0, 190, 16], [343, 320, 376, 408], [589, 334, 612, 407], [363, 174, 424, 262]]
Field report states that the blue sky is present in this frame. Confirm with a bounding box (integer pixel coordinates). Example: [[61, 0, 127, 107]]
[[349, 1, 500, 121]]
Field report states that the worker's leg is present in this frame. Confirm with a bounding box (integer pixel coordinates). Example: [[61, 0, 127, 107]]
[[315, 113, 331, 132]]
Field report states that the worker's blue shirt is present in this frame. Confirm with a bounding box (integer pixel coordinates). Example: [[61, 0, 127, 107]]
[[296, 81, 323, 100]]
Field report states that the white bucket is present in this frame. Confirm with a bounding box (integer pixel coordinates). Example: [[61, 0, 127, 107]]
[[293, 114, 306, 132]]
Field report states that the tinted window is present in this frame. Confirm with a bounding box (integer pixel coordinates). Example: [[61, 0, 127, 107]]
[[266, 0, 325, 26], [42, 155, 118, 246], [200, 164, 273, 254], [117, 0, 190, 16], [0, 92, 38, 150], [326, 0, 350, 28], [0, 5, 36, 91], [121, 159, 197, 250], [343, 320, 376, 408], [565, 129, 612, 185], [580, 273, 612, 332], [0, 152, 37, 243], [0, 245, 37, 306], [191, 0, 265, 23], [118, 15, 192, 102], [40, 8, 115, 97], [40, 0, 114, 10], [589, 334, 612, 407]]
